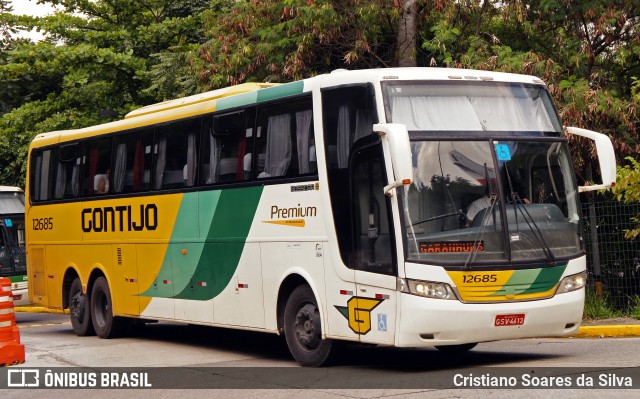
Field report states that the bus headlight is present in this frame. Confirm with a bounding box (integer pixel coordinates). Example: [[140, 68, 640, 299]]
[[398, 278, 458, 300], [556, 271, 587, 294]]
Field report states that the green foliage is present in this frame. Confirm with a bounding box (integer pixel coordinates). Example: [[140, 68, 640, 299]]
[[0, 0, 210, 186], [194, 0, 398, 88], [629, 297, 640, 319], [611, 157, 640, 240], [0, 0, 638, 191], [583, 288, 622, 320]]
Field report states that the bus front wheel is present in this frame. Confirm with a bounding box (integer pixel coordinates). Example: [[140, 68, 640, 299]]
[[90, 276, 127, 338], [69, 277, 95, 336], [283, 285, 336, 367]]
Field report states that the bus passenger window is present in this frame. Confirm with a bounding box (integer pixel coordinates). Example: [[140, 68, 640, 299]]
[[153, 119, 200, 190], [83, 137, 112, 197], [259, 113, 291, 178], [255, 97, 314, 180], [200, 111, 253, 185], [53, 143, 81, 200], [112, 130, 153, 193], [30, 149, 54, 202]]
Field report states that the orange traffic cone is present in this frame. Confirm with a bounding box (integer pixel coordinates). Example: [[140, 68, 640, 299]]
[[0, 277, 25, 366]]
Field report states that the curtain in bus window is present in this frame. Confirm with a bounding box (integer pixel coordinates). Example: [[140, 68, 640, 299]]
[[337, 105, 350, 168], [468, 97, 555, 131], [71, 162, 80, 196], [296, 110, 312, 174], [88, 148, 99, 195], [34, 154, 43, 200], [185, 133, 197, 186], [206, 132, 221, 184], [236, 134, 247, 180], [154, 137, 167, 189], [263, 114, 291, 177], [391, 96, 483, 131], [113, 143, 127, 193], [355, 108, 372, 142], [54, 162, 66, 199], [133, 141, 144, 191]]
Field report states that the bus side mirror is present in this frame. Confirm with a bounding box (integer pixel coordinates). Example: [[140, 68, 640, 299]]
[[374, 123, 413, 196], [565, 126, 617, 192]]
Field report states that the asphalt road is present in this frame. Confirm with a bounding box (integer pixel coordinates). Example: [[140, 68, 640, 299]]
[[3, 311, 640, 398]]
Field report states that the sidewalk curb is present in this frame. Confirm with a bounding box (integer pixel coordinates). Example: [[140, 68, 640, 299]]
[[15, 306, 69, 315], [573, 325, 640, 338]]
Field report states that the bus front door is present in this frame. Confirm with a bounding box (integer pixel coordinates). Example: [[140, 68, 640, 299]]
[[350, 140, 397, 345]]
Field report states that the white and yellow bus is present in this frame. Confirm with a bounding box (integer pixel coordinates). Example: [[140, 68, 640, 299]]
[[0, 186, 28, 306], [26, 68, 616, 366]]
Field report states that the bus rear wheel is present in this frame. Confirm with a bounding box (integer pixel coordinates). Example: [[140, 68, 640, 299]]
[[283, 285, 336, 367], [69, 277, 95, 336], [90, 276, 127, 338]]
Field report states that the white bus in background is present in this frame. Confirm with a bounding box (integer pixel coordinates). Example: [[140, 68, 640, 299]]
[[0, 186, 28, 305]]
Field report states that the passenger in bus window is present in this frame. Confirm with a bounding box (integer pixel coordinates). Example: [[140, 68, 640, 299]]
[[467, 192, 529, 224], [467, 194, 492, 222], [94, 169, 110, 194]]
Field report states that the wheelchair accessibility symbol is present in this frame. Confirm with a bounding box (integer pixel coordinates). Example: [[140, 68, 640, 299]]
[[377, 313, 387, 332], [494, 143, 512, 161]]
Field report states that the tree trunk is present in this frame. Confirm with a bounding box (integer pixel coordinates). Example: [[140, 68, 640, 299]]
[[397, 0, 418, 67]]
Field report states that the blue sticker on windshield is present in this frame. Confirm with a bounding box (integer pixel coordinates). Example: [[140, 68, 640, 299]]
[[495, 144, 512, 161], [4, 219, 12, 227]]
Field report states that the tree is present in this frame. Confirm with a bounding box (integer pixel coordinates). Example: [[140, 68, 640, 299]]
[[0, 0, 210, 187], [397, 0, 419, 67], [194, 0, 401, 89], [0, 0, 638, 189]]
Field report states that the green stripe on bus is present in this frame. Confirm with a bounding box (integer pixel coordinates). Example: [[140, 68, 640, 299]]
[[141, 187, 263, 300], [215, 81, 304, 111], [256, 81, 304, 102], [485, 269, 536, 297], [173, 186, 263, 300], [488, 265, 566, 297], [216, 91, 259, 111], [519, 264, 566, 295], [7, 275, 27, 284]]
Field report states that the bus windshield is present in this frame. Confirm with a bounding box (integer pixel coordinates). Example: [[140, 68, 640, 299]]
[[400, 139, 581, 265], [383, 81, 562, 133]]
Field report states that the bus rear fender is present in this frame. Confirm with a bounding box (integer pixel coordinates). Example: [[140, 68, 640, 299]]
[[62, 266, 81, 309]]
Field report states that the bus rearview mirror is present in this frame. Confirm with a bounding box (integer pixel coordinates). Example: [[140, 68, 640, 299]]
[[565, 126, 617, 192], [374, 123, 413, 196]]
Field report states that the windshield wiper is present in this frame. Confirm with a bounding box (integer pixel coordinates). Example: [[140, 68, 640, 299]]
[[464, 192, 498, 270], [504, 164, 556, 264]]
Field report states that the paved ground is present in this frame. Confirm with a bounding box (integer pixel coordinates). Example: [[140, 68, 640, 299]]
[[14, 306, 640, 338]]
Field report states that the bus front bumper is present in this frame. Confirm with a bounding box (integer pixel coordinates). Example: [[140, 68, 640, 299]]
[[396, 288, 584, 347]]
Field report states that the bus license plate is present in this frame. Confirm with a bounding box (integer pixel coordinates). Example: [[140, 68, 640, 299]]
[[494, 313, 525, 327]]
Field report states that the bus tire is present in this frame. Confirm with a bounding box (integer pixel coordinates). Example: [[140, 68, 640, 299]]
[[90, 276, 127, 338], [283, 284, 336, 367], [69, 277, 95, 336], [435, 343, 478, 353]]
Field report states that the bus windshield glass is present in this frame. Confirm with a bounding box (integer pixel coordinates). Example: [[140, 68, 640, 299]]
[[383, 81, 562, 134], [0, 190, 26, 277], [400, 139, 581, 265]]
